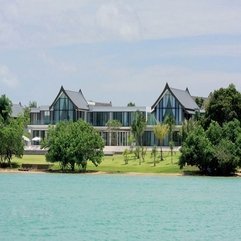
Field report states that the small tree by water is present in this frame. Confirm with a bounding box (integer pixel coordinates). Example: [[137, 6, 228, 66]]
[[42, 120, 104, 172]]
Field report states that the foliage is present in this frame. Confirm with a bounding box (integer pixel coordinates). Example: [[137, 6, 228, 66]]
[[42, 120, 104, 171], [0, 118, 24, 166], [213, 139, 238, 175], [164, 115, 175, 162], [195, 97, 205, 109], [29, 101, 37, 108], [153, 123, 168, 160], [204, 84, 241, 127], [181, 119, 197, 142], [205, 121, 222, 146], [141, 146, 147, 162], [131, 111, 146, 162], [127, 102, 135, 107], [0, 94, 12, 123], [169, 140, 175, 164], [179, 125, 214, 174], [180, 119, 241, 175], [106, 119, 122, 146]]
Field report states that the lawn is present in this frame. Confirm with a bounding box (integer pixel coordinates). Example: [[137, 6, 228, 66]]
[[12, 151, 197, 174]]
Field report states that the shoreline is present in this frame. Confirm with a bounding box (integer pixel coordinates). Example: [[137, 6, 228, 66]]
[[0, 168, 183, 176], [0, 168, 240, 177]]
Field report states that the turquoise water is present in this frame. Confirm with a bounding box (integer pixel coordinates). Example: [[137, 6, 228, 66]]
[[0, 174, 241, 241]]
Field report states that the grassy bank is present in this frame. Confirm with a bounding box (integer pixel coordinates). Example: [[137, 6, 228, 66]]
[[12, 151, 197, 174]]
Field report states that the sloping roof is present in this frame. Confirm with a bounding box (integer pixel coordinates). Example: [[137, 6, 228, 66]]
[[12, 104, 24, 117], [65, 89, 89, 110], [170, 87, 199, 110], [50, 86, 89, 110], [151, 83, 199, 111]]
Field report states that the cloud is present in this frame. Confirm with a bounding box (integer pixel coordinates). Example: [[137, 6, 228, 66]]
[[39, 52, 78, 74], [96, 2, 141, 41], [87, 63, 241, 105], [0, 0, 241, 49], [0, 65, 19, 88]]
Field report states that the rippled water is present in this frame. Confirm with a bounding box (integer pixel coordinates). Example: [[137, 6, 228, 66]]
[[1, 173, 241, 241]]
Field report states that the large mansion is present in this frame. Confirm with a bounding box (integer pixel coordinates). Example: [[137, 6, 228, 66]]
[[28, 83, 200, 146]]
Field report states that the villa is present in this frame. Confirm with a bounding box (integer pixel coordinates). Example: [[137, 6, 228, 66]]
[[28, 83, 200, 147]]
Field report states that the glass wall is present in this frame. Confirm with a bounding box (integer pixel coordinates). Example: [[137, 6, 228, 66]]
[[87, 112, 110, 126], [100, 130, 131, 146], [51, 92, 75, 124], [153, 90, 183, 125]]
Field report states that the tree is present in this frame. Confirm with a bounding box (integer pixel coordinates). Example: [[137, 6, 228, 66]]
[[29, 101, 37, 108], [204, 84, 241, 127], [213, 139, 238, 175], [181, 119, 197, 142], [179, 125, 214, 174], [153, 123, 168, 161], [179, 119, 241, 175], [195, 97, 204, 109], [42, 120, 104, 172], [0, 118, 24, 167], [205, 121, 222, 146], [127, 102, 135, 107], [164, 115, 175, 163], [151, 146, 158, 166], [0, 95, 12, 123], [106, 120, 122, 146], [131, 111, 146, 164]]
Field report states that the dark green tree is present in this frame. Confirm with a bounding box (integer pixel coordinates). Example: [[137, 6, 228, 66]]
[[0, 118, 24, 167], [127, 102, 135, 107], [179, 125, 214, 174], [180, 119, 241, 175], [131, 111, 146, 164], [29, 101, 37, 108], [0, 95, 12, 123], [195, 97, 204, 109], [181, 119, 197, 142], [213, 139, 238, 175], [204, 84, 241, 127], [206, 121, 222, 146], [42, 120, 104, 172]]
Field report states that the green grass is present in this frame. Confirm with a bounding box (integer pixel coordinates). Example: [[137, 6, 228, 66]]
[[12, 151, 197, 174]]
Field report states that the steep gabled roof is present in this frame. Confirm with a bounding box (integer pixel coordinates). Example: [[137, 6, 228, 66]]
[[170, 87, 199, 110], [50, 86, 89, 110], [151, 83, 199, 111]]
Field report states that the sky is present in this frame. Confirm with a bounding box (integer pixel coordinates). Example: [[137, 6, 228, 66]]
[[1, 0, 241, 107]]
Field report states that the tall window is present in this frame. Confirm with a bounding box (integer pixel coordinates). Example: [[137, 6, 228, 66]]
[[154, 90, 183, 124], [52, 92, 74, 123]]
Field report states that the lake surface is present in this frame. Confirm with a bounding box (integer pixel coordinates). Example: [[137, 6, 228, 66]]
[[0, 173, 241, 241]]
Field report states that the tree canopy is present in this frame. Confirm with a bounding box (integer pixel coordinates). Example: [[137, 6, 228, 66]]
[[179, 119, 241, 175], [0, 118, 24, 166], [0, 94, 12, 123], [204, 84, 241, 127], [42, 120, 105, 171]]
